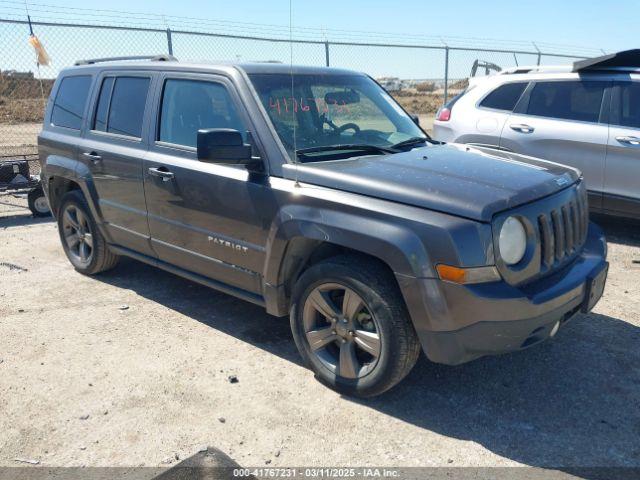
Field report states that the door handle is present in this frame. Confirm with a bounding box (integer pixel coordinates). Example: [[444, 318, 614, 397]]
[[148, 166, 175, 182], [82, 151, 102, 164], [615, 135, 640, 146], [510, 124, 535, 134]]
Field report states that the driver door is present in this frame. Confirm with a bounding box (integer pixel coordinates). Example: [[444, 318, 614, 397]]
[[143, 73, 273, 294]]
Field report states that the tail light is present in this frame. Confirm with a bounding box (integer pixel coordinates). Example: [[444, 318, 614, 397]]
[[436, 107, 451, 122]]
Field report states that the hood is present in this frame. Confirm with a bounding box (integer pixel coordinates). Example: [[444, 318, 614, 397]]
[[285, 143, 580, 222]]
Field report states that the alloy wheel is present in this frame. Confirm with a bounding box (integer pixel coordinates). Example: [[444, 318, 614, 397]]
[[302, 283, 381, 379], [61, 204, 94, 266]]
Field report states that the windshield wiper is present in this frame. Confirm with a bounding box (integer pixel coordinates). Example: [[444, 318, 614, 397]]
[[296, 144, 397, 159], [390, 136, 429, 150]]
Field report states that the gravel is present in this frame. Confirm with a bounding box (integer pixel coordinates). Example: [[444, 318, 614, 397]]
[[0, 210, 639, 469]]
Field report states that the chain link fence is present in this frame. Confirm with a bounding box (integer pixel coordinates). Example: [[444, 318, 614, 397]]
[[1, 17, 591, 161]]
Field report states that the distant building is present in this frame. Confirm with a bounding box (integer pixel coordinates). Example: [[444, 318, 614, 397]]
[[376, 76, 402, 92], [0, 70, 35, 79]]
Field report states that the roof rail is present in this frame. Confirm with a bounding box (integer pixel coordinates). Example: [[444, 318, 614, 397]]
[[74, 54, 177, 66], [499, 65, 573, 75], [573, 49, 640, 72]]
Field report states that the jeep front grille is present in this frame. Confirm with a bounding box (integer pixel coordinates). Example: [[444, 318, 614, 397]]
[[537, 185, 588, 270]]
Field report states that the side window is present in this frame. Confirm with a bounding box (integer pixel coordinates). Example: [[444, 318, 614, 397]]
[[613, 82, 640, 129], [526, 81, 606, 123], [94, 77, 114, 132], [93, 76, 150, 138], [159, 79, 246, 148], [51, 75, 92, 130], [479, 82, 527, 111]]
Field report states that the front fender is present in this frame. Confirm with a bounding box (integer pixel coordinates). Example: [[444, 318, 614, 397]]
[[260, 196, 494, 317], [263, 204, 435, 286]]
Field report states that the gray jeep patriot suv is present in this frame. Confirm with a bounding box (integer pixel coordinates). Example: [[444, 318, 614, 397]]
[[38, 56, 609, 397]]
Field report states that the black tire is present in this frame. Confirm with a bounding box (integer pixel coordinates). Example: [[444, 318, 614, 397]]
[[290, 254, 421, 397], [57, 190, 119, 275], [28, 186, 51, 217]]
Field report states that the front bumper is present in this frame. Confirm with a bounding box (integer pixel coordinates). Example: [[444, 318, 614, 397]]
[[397, 222, 608, 365]]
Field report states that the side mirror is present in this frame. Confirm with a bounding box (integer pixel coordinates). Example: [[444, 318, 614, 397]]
[[197, 128, 253, 165], [410, 114, 420, 126]]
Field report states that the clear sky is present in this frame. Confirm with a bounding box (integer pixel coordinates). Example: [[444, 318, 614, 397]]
[[9, 0, 631, 53], [0, 0, 636, 78]]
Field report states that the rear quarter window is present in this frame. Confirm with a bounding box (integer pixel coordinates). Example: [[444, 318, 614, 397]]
[[479, 82, 527, 111], [50, 75, 92, 130]]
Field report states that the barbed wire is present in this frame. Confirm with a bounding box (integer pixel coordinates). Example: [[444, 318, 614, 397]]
[[0, 0, 604, 56]]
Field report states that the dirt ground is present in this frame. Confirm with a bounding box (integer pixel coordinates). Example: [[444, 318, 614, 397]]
[[1, 197, 639, 472], [0, 123, 41, 157]]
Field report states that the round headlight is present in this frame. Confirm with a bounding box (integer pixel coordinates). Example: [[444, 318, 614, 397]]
[[499, 216, 527, 265]]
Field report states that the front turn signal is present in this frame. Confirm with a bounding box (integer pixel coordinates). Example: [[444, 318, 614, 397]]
[[436, 264, 501, 284]]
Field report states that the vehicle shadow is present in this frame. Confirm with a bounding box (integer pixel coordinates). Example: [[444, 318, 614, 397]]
[[98, 259, 301, 366], [97, 258, 640, 473], [593, 213, 640, 248], [350, 312, 640, 472], [0, 213, 54, 228]]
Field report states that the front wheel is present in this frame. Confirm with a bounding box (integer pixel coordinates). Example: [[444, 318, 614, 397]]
[[290, 255, 421, 397]]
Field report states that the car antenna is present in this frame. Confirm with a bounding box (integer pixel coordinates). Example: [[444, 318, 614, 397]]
[[289, 0, 300, 188]]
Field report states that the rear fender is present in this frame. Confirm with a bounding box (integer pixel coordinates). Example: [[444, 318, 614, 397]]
[[43, 156, 110, 240], [73, 160, 106, 224], [41, 154, 78, 199]]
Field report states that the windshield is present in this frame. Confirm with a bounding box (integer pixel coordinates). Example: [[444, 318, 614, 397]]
[[248, 73, 427, 161]]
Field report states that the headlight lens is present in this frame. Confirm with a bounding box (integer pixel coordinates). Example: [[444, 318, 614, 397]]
[[499, 216, 527, 265]]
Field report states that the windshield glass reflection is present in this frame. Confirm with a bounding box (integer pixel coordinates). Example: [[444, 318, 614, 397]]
[[249, 73, 427, 161]]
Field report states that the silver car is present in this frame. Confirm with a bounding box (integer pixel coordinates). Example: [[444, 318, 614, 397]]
[[433, 50, 640, 219]]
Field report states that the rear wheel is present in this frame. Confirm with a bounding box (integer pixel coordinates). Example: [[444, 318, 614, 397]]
[[57, 190, 119, 274], [290, 255, 421, 397]]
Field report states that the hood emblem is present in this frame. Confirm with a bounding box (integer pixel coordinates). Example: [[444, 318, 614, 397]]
[[555, 177, 569, 187]]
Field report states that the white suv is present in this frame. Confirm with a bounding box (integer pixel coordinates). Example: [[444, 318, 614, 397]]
[[433, 50, 640, 220]]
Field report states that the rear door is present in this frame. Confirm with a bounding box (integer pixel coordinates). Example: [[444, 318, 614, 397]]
[[143, 73, 272, 295], [604, 79, 640, 218], [499, 79, 610, 210], [78, 72, 156, 256]]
